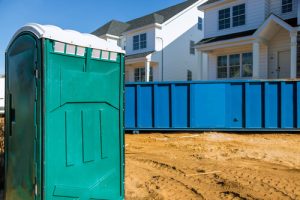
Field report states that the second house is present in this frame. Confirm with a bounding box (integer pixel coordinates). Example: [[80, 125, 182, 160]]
[[93, 0, 207, 82]]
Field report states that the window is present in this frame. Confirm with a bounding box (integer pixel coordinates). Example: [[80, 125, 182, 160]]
[[198, 17, 203, 30], [190, 41, 195, 55], [217, 52, 253, 79], [219, 8, 231, 30], [217, 56, 228, 78], [133, 33, 147, 50], [229, 54, 240, 78], [140, 33, 147, 49], [134, 68, 145, 82], [187, 70, 192, 81], [233, 4, 245, 27], [134, 67, 153, 82], [242, 53, 253, 77], [133, 35, 139, 50], [53, 41, 65, 53], [282, 0, 293, 13]]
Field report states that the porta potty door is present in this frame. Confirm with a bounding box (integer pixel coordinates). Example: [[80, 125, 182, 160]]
[[5, 33, 41, 200], [43, 39, 124, 200]]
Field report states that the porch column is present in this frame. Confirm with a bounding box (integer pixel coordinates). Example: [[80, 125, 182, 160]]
[[145, 60, 151, 82], [202, 53, 209, 80], [290, 31, 297, 79], [198, 51, 203, 80], [252, 40, 260, 79]]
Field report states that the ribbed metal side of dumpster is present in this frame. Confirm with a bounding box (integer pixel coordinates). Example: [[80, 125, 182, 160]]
[[125, 80, 300, 131]]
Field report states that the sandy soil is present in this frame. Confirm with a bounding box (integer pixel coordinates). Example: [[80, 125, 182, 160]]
[[0, 119, 4, 200], [125, 133, 300, 200]]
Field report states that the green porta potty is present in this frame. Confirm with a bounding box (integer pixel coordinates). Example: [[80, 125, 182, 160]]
[[5, 23, 125, 200]]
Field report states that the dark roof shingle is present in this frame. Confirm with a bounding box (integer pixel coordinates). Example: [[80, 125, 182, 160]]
[[93, 0, 198, 36], [92, 20, 130, 37], [125, 51, 155, 60], [196, 29, 256, 45]]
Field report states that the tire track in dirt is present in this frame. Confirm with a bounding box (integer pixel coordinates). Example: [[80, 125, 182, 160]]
[[129, 158, 206, 199], [125, 133, 300, 200], [219, 165, 300, 200], [129, 157, 253, 199]]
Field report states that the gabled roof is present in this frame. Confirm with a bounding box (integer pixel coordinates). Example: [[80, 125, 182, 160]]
[[92, 0, 199, 36], [92, 20, 130, 37]]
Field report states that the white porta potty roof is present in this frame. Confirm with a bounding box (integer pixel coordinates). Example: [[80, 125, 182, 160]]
[[7, 23, 125, 53]]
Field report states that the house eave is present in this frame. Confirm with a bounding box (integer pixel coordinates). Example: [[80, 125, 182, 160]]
[[198, 0, 235, 11], [196, 36, 254, 51], [105, 34, 120, 39], [253, 14, 296, 38], [122, 23, 162, 35]]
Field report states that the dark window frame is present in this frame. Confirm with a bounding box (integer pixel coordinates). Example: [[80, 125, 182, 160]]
[[219, 8, 231, 30], [133, 35, 140, 50], [232, 4, 245, 27], [133, 33, 147, 51], [282, 0, 293, 13], [190, 41, 195, 55], [198, 17, 203, 30]]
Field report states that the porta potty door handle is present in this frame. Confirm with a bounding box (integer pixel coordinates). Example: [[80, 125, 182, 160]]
[[8, 93, 15, 136]]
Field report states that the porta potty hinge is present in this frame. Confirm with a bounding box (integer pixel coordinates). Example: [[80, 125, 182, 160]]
[[35, 183, 38, 196], [34, 177, 38, 196]]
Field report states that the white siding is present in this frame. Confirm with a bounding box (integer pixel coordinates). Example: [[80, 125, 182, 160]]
[[124, 28, 156, 55], [260, 44, 268, 79], [151, 1, 205, 81], [298, 1, 300, 25], [99, 36, 119, 46], [268, 28, 291, 78], [269, 0, 298, 20], [204, 0, 266, 38]]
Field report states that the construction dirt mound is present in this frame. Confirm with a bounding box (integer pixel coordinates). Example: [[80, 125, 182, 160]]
[[125, 133, 300, 200]]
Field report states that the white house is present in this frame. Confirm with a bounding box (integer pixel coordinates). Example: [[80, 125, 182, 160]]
[[93, 0, 207, 82], [196, 0, 300, 80]]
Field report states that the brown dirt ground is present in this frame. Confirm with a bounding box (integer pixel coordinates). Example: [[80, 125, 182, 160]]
[[0, 118, 4, 199], [125, 133, 300, 200]]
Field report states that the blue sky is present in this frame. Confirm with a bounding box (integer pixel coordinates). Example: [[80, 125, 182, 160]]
[[0, 0, 184, 75]]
